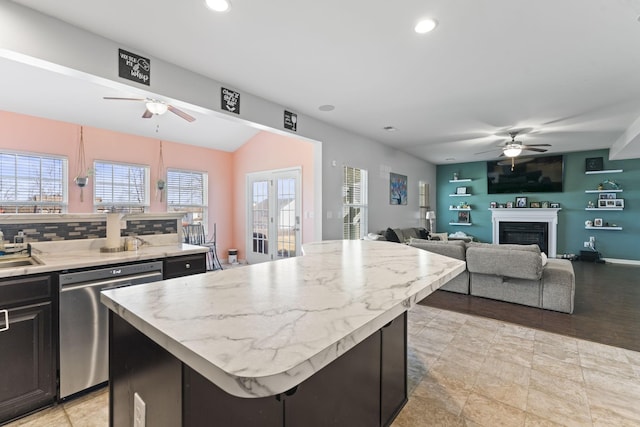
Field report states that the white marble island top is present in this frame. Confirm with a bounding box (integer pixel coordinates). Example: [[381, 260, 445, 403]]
[[101, 240, 466, 398]]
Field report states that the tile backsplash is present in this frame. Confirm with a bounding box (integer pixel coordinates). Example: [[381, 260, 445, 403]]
[[0, 219, 178, 243]]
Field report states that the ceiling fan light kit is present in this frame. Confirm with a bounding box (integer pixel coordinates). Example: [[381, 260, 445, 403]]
[[205, 0, 231, 12], [145, 101, 168, 115], [503, 145, 522, 157]]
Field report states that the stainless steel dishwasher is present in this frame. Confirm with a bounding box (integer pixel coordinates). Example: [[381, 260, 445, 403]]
[[58, 261, 163, 399]]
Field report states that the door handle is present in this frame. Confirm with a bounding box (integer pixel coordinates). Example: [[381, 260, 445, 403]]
[[0, 309, 8, 332]]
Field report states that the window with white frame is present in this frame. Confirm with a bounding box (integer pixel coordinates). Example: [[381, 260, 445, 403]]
[[0, 150, 67, 214], [166, 168, 208, 226], [342, 165, 368, 240], [94, 160, 149, 213]]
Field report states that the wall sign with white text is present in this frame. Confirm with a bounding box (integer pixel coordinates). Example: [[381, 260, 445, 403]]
[[118, 49, 150, 86], [221, 87, 240, 114], [284, 110, 298, 132]]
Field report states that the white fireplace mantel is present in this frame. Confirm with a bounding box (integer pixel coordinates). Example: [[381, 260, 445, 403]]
[[489, 208, 561, 257]]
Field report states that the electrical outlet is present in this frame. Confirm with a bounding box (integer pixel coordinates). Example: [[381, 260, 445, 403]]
[[584, 241, 590, 248], [134, 392, 146, 427]]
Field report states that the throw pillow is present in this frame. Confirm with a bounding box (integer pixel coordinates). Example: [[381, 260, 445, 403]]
[[541, 252, 548, 266], [419, 228, 429, 239], [385, 227, 401, 243]]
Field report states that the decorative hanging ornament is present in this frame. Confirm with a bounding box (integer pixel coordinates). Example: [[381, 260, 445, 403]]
[[157, 141, 166, 202], [74, 126, 89, 202]]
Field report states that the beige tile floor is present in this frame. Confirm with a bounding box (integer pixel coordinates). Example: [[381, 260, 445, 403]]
[[8, 305, 640, 426]]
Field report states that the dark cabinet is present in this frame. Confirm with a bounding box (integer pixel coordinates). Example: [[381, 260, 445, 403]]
[[163, 253, 207, 279], [0, 275, 55, 424], [110, 310, 408, 427], [284, 331, 382, 427], [381, 312, 407, 426]]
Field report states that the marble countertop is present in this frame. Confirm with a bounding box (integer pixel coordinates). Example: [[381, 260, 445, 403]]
[[101, 240, 466, 399], [0, 234, 208, 278]]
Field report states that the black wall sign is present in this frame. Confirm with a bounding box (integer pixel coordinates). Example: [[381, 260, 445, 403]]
[[284, 110, 298, 132], [118, 49, 150, 86], [221, 87, 240, 114]]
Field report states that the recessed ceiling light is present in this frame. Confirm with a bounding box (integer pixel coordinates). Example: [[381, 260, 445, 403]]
[[415, 18, 437, 34], [383, 126, 398, 132], [205, 0, 231, 12], [318, 104, 335, 112]]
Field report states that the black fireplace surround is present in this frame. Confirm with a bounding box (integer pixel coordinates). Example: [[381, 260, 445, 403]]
[[499, 221, 548, 254]]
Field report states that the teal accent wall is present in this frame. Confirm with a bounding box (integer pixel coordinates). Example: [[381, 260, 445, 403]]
[[436, 149, 640, 260]]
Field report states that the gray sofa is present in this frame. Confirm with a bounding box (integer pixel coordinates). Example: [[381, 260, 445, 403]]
[[408, 239, 575, 313]]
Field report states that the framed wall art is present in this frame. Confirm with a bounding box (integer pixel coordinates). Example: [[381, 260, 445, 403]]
[[390, 172, 407, 205]]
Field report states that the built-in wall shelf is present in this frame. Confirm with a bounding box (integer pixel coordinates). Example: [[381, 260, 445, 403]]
[[449, 222, 472, 226], [448, 178, 472, 183], [585, 169, 623, 175], [585, 207, 623, 211], [585, 189, 623, 193], [585, 226, 623, 231], [449, 207, 471, 211], [449, 194, 472, 197]]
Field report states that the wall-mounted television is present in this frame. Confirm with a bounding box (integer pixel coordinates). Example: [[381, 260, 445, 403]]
[[487, 155, 564, 194]]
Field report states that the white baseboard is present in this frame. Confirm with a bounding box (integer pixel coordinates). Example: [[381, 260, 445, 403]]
[[601, 258, 640, 266]]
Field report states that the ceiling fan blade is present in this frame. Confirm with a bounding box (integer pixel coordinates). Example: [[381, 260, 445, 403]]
[[103, 97, 147, 101], [523, 147, 548, 153], [474, 148, 500, 155], [142, 109, 153, 119], [167, 105, 196, 122], [523, 143, 552, 147]]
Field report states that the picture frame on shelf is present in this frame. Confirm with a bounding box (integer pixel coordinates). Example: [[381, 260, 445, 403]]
[[585, 157, 603, 172], [615, 199, 624, 208], [598, 199, 607, 208], [598, 193, 616, 200], [541, 201, 550, 208], [506, 201, 514, 208], [498, 203, 506, 208], [606, 200, 616, 207], [594, 218, 603, 227], [550, 202, 560, 208], [515, 196, 527, 208], [489, 201, 497, 208], [529, 201, 541, 208], [456, 186, 467, 195], [457, 211, 470, 223]]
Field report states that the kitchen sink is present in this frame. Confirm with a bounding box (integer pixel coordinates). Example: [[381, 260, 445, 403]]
[[0, 258, 40, 268]]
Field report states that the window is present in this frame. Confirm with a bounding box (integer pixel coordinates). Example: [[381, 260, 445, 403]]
[[343, 165, 368, 240], [94, 160, 149, 213], [418, 181, 430, 229], [166, 168, 208, 226], [0, 151, 67, 213]]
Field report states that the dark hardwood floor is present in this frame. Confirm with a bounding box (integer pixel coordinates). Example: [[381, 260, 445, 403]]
[[421, 261, 640, 352]]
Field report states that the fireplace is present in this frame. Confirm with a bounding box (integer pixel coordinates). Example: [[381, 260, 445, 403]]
[[490, 208, 560, 257], [499, 221, 548, 254]]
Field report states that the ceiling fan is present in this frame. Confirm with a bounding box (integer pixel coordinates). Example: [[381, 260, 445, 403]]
[[476, 131, 551, 158], [103, 97, 196, 122]]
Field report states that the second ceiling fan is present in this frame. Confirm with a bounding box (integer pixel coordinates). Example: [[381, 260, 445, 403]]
[[103, 97, 196, 122]]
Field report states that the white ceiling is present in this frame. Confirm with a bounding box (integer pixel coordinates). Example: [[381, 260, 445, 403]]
[[5, 0, 640, 163]]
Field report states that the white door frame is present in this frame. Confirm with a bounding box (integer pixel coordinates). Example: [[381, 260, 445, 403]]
[[246, 167, 302, 264]]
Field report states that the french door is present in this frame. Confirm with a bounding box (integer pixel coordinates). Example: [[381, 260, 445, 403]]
[[246, 168, 301, 264]]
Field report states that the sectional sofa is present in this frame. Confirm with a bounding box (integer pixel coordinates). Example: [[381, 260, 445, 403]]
[[408, 239, 575, 314]]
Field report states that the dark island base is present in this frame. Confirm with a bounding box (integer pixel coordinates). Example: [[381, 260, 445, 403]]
[[109, 312, 407, 427]]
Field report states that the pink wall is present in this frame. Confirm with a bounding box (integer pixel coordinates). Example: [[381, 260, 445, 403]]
[[0, 110, 235, 256], [232, 131, 315, 260]]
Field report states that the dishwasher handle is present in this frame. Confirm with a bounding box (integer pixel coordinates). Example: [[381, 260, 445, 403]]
[[60, 271, 163, 293]]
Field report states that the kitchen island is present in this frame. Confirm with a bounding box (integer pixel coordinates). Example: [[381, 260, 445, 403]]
[[101, 240, 466, 426]]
